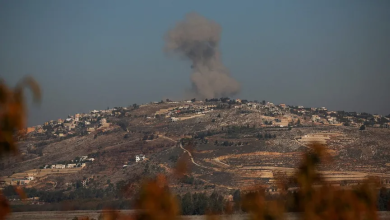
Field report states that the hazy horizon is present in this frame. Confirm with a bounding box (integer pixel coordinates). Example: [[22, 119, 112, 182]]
[[1, 1, 389, 126]]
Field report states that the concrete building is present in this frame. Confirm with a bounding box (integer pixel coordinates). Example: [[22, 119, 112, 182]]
[[171, 117, 179, 122], [136, 154, 146, 162], [25, 127, 35, 134], [67, 164, 77, 168], [55, 164, 66, 169]]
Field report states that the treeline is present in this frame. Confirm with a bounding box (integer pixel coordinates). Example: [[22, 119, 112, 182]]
[[225, 125, 256, 139], [194, 130, 217, 139], [180, 175, 204, 186], [142, 133, 159, 141], [193, 125, 259, 141], [178, 192, 225, 215], [11, 199, 131, 212], [2, 182, 125, 203], [378, 187, 390, 211], [7, 186, 390, 213], [214, 140, 249, 147], [256, 133, 276, 139]]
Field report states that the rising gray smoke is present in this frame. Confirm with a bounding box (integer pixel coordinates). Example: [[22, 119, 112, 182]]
[[164, 12, 240, 99]]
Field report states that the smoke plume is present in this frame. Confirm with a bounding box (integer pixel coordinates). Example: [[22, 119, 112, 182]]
[[164, 12, 240, 99]]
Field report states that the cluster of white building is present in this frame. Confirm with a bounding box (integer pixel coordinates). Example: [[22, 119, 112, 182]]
[[123, 154, 146, 168], [38, 108, 118, 137], [43, 156, 95, 169]]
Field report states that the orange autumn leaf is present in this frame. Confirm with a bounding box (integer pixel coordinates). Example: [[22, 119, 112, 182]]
[[0, 77, 40, 157], [14, 186, 27, 200], [0, 193, 10, 220]]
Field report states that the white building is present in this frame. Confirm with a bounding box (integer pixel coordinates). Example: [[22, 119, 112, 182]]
[[55, 164, 66, 169], [99, 118, 110, 128], [80, 156, 88, 161], [328, 117, 338, 124], [67, 164, 77, 168], [86, 127, 95, 133], [63, 123, 75, 131], [171, 117, 179, 122], [136, 154, 146, 162], [312, 115, 321, 122]]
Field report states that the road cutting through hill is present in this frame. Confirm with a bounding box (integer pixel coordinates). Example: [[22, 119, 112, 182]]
[[179, 142, 208, 169]]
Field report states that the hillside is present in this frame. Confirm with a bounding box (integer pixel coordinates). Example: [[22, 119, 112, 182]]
[[2, 99, 390, 209]]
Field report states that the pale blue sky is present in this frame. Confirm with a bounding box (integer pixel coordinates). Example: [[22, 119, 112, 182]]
[[1, 1, 389, 125]]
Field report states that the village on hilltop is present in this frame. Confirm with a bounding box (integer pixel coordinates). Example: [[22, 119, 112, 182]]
[[21, 98, 390, 140]]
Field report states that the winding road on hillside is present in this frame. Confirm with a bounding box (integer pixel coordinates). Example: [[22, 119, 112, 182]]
[[160, 135, 234, 190], [178, 142, 208, 169], [159, 135, 207, 169], [160, 135, 209, 169]]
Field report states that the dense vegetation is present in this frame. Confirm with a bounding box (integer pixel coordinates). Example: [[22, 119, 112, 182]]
[[178, 192, 225, 215]]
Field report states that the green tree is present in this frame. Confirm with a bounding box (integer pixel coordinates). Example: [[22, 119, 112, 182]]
[[117, 120, 127, 131], [181, 193, 193, 215], [192, 193, 208, 215], [75, 180, 82, 189], [209, 192, 225, 214], [377, 187, 389, 211], [169, 155, 178, 163], [233, 189, 241, 202], [233, 189, 241, 211]]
